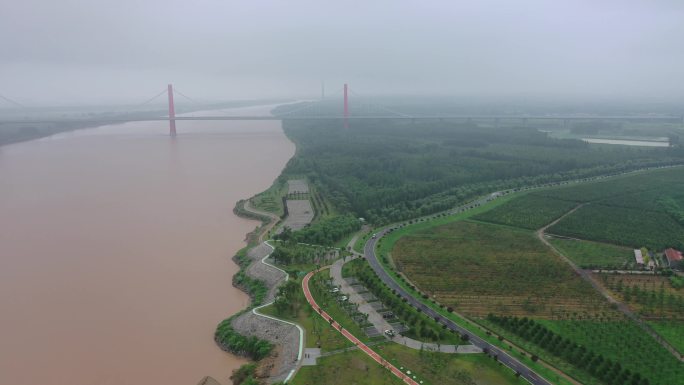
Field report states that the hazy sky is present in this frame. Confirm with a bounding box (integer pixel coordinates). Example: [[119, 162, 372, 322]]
[[1, 0, 683, 105]]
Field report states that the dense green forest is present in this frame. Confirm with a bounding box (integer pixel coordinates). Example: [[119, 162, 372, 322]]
[[278, 118, 682, 223]]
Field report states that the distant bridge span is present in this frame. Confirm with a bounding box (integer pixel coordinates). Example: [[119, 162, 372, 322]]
[[2, 84, 682, 135], [1, 114, 681, 125]]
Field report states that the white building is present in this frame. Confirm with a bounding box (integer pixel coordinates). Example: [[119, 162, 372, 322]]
[[634, 249, 644, 266]]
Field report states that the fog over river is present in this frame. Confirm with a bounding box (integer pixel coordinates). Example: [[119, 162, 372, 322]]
[[0, 105, 295, 385]]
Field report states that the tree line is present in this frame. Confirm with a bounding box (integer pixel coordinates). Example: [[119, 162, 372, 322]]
[[488, 315, 650, 385]]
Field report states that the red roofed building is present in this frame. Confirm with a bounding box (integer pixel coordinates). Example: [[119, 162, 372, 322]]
[[664, 248, 683, 270]]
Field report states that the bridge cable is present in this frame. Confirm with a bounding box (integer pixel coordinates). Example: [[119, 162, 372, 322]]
[[173, 88, 202, 104], [0, 94, 26, 108], [135, 89, 168, 107]]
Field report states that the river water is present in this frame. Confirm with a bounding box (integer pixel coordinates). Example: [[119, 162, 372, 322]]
[[582, 137, 670, 147], [0, 105, 295, 385]]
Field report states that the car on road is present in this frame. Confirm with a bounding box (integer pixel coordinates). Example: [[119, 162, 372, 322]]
[[384, 329, 395, 337], [372, 233, 377, 239]]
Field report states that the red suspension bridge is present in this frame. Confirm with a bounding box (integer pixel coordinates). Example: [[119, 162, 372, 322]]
[[1, 84, 682, 137]]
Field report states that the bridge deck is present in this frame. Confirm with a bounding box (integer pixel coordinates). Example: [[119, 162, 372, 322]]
[[0, 114, 681, 124]]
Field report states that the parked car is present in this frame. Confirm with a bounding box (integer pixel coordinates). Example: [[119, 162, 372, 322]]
[[384, 329, 395, 337]]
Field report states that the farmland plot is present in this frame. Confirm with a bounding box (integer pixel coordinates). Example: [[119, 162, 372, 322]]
[[392, 221, 612, 317], [472, 194, 578, 230], [547, 237, 634, 269], [548, 204, 684, 250]]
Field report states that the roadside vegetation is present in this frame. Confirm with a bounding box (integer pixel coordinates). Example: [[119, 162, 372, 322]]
[[344, 258, 462, 344]]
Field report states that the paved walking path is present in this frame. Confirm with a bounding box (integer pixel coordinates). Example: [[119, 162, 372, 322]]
[[230, 202, 306, 383], [302, 268, 421, 385]]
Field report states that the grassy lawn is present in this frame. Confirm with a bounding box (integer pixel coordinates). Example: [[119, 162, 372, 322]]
[[392, 220, 611, 318], [291, 349, 404, 385], [648, 320, 684, 353], [260, 300, 352, 352], [547, 237, 634, 269], [379, 343, 528, 385], [472, 194, 578, 230], [251, 180, 287, 216]]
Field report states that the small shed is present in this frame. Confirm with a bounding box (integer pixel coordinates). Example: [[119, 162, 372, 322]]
[[664, 248, 683, 270]]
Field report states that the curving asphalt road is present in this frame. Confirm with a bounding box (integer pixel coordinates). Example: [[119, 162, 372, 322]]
[[302, 268, 422, 385], [364, 232, 551, 385]]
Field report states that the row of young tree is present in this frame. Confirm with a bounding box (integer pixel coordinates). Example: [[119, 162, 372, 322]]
[[269, 241, 336, 266], [608, 279, 684, 318], [488, 315, 650, 385], [275, 214, 361, 246], [352, 260, 455, 343]]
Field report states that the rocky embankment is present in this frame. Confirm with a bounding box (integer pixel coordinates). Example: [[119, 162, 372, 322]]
[[225, 236, 301, 383]]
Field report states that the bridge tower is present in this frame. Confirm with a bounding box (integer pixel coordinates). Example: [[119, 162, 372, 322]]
[[343, 83, 349, 128], [167, 84, 177, 136]]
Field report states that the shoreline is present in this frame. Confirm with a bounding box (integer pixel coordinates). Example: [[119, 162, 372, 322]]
[[211, 114, 303, 384]]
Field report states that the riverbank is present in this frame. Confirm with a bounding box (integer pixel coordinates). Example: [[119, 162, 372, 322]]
[[214, 202, 302, 384]]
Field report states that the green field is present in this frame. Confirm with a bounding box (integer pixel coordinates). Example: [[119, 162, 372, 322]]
[[379, 343, 528, 385], [485, 316, 684, 385], [250, 180, 287, 216], [473, 194, 578, 230], [648, 321, 684, 353], [534, 167, 684, 203], [548, 204, 684, 250], [537, 319, 684, 385], [547, 237, 634, 269], [392, 220, 611, 317]]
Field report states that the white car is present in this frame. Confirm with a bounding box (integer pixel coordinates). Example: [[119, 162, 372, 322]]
[[384, 329, 395, 337]]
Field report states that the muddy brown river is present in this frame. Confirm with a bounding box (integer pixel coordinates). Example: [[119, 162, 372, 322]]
[[0, 105, 294, 385]]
